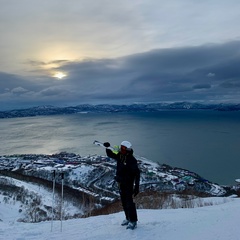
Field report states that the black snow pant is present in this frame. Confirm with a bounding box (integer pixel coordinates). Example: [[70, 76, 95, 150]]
[[119, 183, 138, 222]]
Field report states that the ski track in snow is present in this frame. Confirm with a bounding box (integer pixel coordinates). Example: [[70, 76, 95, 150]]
[[1, 199, 240, 240]]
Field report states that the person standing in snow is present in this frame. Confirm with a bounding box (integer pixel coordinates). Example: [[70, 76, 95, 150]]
[[103, 141, 140, 230]]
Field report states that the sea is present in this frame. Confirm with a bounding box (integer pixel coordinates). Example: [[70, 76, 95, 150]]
[[0, 110, 240, 185]]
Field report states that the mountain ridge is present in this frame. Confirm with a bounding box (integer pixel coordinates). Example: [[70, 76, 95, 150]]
[[0, 102, 240, 118]]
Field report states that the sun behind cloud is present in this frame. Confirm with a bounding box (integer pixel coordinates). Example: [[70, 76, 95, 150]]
[[53, 72, 67, 79]]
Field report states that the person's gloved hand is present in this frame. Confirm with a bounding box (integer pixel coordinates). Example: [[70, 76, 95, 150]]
[[133, 184, 139, 197], [103, 142, 110, 148]]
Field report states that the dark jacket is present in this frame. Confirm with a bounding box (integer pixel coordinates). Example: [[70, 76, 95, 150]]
[[106, 148, 140, 187]]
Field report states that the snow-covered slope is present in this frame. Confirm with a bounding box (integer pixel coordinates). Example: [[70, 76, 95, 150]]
[[1, 152, 236, 224], [0, 152, 229, 202], [0, 197, 239, 240], [1, 152, 240, 239]]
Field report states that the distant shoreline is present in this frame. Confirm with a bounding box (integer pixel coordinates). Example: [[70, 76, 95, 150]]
[[0, 102, 240, 119]]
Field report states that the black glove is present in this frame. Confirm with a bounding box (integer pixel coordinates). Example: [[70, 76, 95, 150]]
[[103, 142, 110, 148], [133, 185, 139, 197]]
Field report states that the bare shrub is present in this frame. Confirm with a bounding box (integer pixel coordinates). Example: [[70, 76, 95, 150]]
[[24, 195, 44, 222], [90, 190, 226, 217]]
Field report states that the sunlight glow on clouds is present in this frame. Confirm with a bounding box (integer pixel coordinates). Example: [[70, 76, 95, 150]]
[[1, 0, 240, 110], [53, 72, 67, 79]]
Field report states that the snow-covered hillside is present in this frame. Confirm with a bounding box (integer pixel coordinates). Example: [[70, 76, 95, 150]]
[[0, 152, 229, 203], [1, 151, 238, 225], [1, 197, 239, 240], [1, 152, 240, 239]]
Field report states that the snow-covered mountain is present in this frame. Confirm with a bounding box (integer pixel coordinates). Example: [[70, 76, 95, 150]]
[[1, 151, 240, 239], [0, 102, 240, 118], [1, 152, 237, 223]]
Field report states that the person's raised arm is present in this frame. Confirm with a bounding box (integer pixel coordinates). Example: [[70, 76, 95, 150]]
[[104, 142, 118, 160]]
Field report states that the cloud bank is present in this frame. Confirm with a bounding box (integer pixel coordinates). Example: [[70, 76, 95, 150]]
[[0, 41, 240, 110]]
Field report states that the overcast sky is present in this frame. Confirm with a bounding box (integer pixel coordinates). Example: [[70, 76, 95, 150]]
[[1, 0, 240, 110]]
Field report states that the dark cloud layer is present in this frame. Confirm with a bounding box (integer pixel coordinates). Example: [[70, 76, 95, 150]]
[[1, 41, 240, 110]]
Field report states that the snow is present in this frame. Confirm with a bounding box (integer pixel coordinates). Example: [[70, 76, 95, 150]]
[[2, 176, 53, 205], [0, 176, 83, 224], [1, 197, 240, 240], [0, 153, 238, 239]]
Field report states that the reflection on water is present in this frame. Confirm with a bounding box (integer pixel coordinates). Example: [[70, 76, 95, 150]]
[[0, 111, 240, 185]]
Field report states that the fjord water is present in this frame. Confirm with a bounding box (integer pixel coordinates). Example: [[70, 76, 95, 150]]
[[0, 110, 239, 185]]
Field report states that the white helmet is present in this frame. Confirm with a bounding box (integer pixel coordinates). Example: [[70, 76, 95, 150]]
[[121, 141, 132, 149]]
